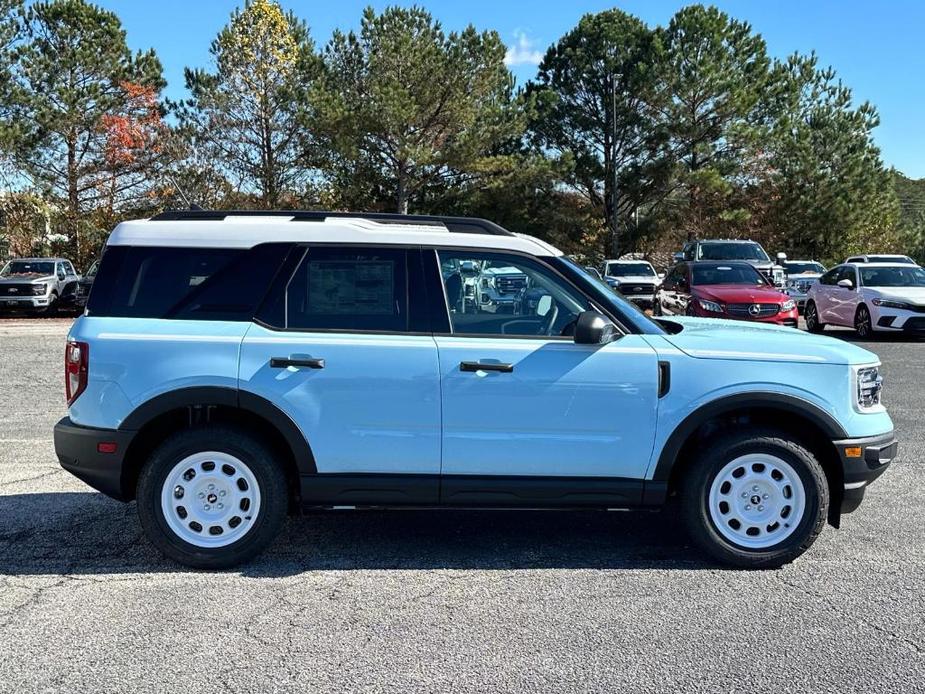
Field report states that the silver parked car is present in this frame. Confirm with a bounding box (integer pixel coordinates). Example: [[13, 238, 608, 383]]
[[0, 257, 80, 314], [781, 260, 826, 313]]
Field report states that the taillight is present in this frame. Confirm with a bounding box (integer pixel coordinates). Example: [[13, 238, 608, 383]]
[[65, 340, 89, 405]]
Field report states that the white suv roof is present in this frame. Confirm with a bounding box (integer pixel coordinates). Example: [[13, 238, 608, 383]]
[[108, 211, 563, 257]]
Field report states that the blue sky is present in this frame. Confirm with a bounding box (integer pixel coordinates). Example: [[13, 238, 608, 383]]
[[94, 0, 925, 178]]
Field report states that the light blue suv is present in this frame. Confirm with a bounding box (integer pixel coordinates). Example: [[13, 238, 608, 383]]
[[54, 211, 896, 569]]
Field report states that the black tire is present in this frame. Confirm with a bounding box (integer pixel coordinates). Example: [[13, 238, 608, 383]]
[[137, 426, 288, 569], [680, 427, 828, 569], [804, 300, 824, 333], [855, 304, 873, 339]]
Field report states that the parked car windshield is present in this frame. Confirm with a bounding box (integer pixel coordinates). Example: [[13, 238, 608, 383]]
[[605, 262, 655, 277], [853, 255, 915, 264], [859, 265, 925, 287], [697, 242, 769, 262], [0, 260, 55, 277], [692, 263, 769, 286], [784, 261, 825, 274]]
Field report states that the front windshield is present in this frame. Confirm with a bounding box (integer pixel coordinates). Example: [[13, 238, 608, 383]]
[[0, 260, 55, 277], [558, 256, 664, 334], [606, 262, 655, 277], [784, 262, 825, 275], [859, 266, 925, 287], [698, 242, 769, 262], [692, 264, 769, 287]]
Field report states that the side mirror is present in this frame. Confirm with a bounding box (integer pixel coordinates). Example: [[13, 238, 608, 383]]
[[574, 310, 616, 345], [837, 278, 854, 289], [776, 252, 787, 262], [658, 272, 665, 280]]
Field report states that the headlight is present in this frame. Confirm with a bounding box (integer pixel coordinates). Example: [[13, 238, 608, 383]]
[[698, 299, 723, 313], [32, 283, 47, 295], [781, 299, 796, 311], [856, 366, 883, 410], [872, 298, 912, 310]]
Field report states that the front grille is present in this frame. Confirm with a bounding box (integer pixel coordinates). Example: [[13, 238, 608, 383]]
[[495, 275, 527, 294], [618, 283, 656, 296], [0, 283, 35, 296], [726, 303, 781, 318]]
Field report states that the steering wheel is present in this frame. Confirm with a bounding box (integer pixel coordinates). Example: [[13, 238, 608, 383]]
[[538, 301, 559, 336]]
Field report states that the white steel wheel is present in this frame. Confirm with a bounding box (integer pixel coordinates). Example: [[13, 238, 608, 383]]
[[160, 451, 262, 548], [707, 453, 807, 550]]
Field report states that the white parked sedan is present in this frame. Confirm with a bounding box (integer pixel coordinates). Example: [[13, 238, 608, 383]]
[[805, 262, 925, 337]]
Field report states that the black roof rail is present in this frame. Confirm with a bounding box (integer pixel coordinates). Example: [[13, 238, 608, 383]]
[[148, 209, 514, 236]]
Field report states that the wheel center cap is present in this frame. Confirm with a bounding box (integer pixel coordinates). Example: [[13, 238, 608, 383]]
[[750, 494, 761, 505], [207, 493, 218, 504]]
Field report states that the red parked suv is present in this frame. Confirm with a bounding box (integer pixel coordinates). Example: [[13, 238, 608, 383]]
[[654, 261, 798, 326]]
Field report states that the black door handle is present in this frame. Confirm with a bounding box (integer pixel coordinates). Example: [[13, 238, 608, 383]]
[[270, 357, 325, 369], [460, 361, 514, 373]]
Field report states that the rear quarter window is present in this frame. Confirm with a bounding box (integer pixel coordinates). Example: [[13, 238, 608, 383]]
[[86, 244, 292, 320]]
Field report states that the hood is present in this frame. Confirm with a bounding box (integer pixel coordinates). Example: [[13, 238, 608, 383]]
[[482, 266, 525, 277], [865, 287, 925, 304], [605, 274, 658, 283], [0, 273, 53, 283], [655, 316, 878, 366], [694, 284, 787, 304]]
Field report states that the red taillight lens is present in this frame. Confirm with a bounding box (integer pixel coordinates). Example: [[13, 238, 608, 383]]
[[65, 340, 89, 406]]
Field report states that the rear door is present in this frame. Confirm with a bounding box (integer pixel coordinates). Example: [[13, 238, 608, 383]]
[[238, 245, 442, 503], [429, 249, 659, 506]]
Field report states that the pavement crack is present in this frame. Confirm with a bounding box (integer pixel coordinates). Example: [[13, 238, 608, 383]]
[[778, 575, 924, 656]]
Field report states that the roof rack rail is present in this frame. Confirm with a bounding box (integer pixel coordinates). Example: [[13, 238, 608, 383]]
[[149, 209, 514, 236]]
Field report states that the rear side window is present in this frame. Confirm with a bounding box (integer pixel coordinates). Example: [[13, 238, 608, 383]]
[[87, 244, 291, 320], [258, 246, 410, 332]]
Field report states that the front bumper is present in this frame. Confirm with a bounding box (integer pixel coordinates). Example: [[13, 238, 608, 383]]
[[871, 306, 925, 333], [0, 295, 52, 310], [54, 417, 133, 500], [833, 431, 897, 514]]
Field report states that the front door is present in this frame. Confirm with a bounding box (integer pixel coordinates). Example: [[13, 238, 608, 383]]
[[238, 245, 441, 503], [432, 250, 660, 506]]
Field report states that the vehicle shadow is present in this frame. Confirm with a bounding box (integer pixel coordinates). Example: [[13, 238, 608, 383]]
[[0, 492, 716, 576]]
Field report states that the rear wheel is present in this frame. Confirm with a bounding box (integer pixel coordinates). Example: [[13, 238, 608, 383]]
[[681, 428, 828, 569], [804, 301, 824, 333], [137, 426, 287, 569], [855, 304, 873, 338]]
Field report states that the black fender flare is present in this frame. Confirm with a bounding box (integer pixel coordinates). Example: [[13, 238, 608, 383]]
[[119, 386, 316, 473], [651, 392, 847, 482]]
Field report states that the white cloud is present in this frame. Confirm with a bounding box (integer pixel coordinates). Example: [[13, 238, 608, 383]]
[[504, 30, 543, 68]]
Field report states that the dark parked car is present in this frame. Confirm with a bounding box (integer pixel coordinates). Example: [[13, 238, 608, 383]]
[[72, 259, 99, 309]]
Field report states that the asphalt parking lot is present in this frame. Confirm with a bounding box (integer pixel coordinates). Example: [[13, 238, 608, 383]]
[[0, 319, 922, 693]]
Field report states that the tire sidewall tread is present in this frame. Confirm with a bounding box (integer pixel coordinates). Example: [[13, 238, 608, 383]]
[[137, 425, 288, 570], [681, 427, 829, 569]]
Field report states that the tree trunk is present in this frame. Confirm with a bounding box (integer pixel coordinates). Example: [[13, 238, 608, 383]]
[[67, 130, 80, 259], [396, 165, 408, 214]]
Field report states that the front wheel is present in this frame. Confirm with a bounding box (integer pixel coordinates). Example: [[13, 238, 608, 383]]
[[804, 301, 824, 333], [855, 304, 873, 338], [681, 428, 828, 569], [137, 426, 288, 569]]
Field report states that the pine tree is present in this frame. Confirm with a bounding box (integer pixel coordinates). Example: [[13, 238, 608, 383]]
[[309, 6, 522, 214], [174, 0, 317, 208], [8, 0, 163, 262]]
